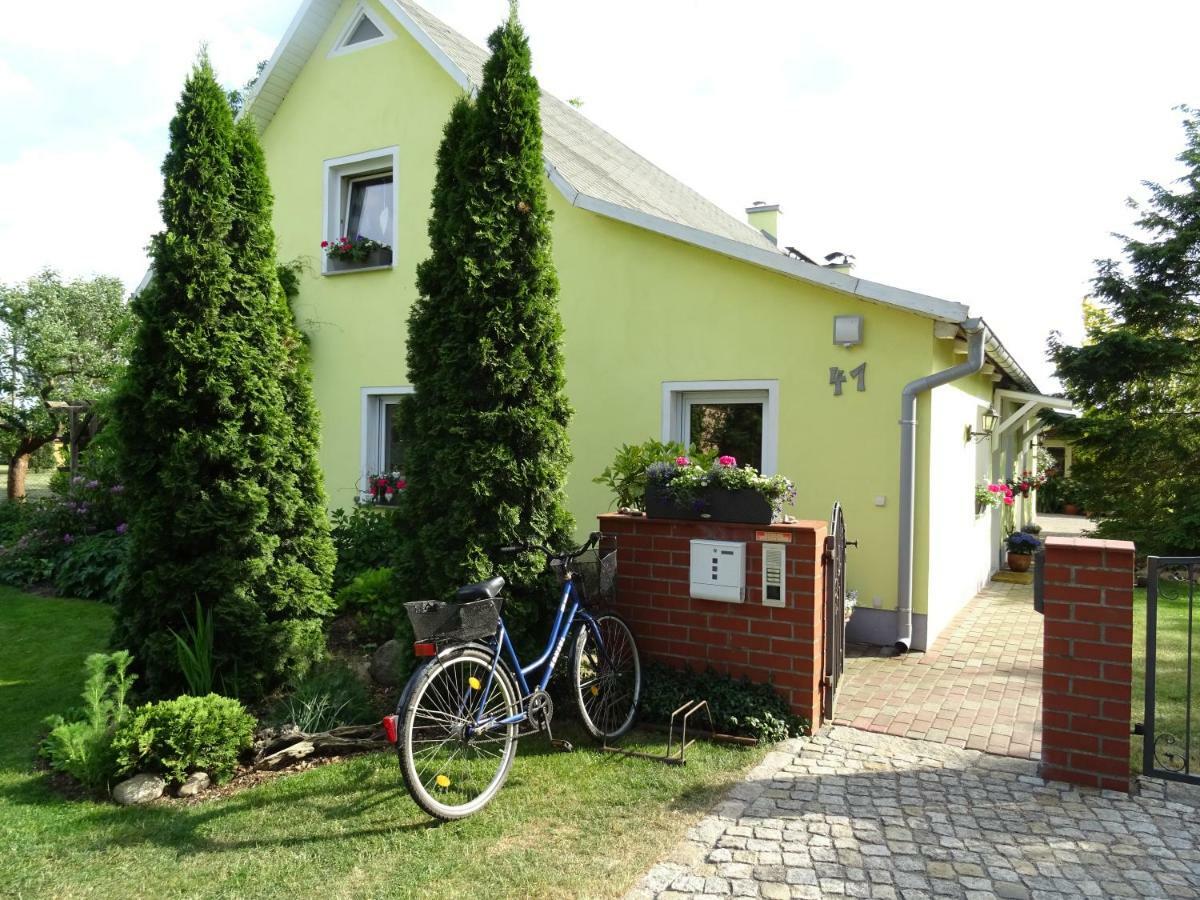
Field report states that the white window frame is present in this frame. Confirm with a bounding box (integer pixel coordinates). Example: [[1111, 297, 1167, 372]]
[[360, 385, 413, 500], [661, 380, 779, 475], [322, 147, 399, 276], [327, 2, 396, 58]]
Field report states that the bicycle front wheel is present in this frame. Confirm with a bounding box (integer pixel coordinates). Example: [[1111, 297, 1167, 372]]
[[572, 614, 641, 740], [397, 648, 519, 820]]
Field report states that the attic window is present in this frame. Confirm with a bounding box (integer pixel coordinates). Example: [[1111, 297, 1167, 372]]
[[329, 4, 394, 57], [346, 16, 383, 45]]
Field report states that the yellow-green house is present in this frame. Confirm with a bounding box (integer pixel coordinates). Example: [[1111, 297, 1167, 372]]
[[240, 0, 1068, 650]]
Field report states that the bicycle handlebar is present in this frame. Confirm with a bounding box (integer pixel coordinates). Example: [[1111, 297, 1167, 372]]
[[499, 531, 602, 564]]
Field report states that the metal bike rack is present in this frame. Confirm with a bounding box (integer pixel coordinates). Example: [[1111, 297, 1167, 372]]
[[601, 699, 715, 766]]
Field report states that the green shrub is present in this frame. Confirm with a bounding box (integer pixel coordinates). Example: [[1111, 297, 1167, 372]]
[[639, 662, 808, 743], [330, 506, 397, 592], [266, 662, 377, 732], [53, 531, 128, 601], [0, 538, 55, 587], [40, 651, 136, 790], [334, 566, 413, 644], [112, 59, 334, 700], [0, 500, 33, 543], [112, 694, 256, 785], [593, 439, 716, 510]]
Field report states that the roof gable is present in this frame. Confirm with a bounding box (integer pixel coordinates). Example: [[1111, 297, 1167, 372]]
[[240, 0, 1037, 391]]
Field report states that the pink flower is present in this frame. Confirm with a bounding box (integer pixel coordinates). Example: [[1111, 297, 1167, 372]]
[[675, 456, 690, 467], [320, 240, 329, 248], [1003, 496, 1014, 505], [396, 479, 407, 490], [718, 455, 737, 467], [988, 484, 1000, 493]]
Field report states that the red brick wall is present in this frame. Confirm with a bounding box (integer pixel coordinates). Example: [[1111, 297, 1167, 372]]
[[1040, 536, 1135, 792], [598, 513, 828, 725]]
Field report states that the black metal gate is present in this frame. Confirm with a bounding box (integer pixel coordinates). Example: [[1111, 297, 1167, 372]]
[[822, 502, 854, 721], [1143, 556, 1200, 784]]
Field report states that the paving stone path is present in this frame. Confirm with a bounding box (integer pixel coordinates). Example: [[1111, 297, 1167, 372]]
[[627, 727, 1200, 900], [835, 582, 1043, 759]]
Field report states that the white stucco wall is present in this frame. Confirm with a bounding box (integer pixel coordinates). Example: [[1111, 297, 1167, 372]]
[[922, 367, 998, 646]]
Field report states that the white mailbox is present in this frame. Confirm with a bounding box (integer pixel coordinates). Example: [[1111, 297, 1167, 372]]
[[689, 539, 746, 603]]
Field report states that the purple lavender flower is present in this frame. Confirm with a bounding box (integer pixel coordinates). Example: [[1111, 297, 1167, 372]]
[[63, 533, 74, 544], [86, 479, 100, 489], [115, 523, 128, 535], [71, 476, 84, 485], [109, 484, 125, 494]]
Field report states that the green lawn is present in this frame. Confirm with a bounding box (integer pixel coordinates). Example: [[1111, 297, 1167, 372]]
[[1133, 582, 1199, 775], [0, 466, 54, 500], [0, 590, 764, 899]]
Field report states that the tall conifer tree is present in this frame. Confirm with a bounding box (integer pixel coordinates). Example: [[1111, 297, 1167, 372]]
[[114, 57, 332, 696], [399, 8, 574, 614], [1051, 106, 1200, 553]]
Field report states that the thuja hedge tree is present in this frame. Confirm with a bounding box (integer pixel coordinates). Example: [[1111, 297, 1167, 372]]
[[1050, 106, 1200, 554], [114, 57, 334, 697], [398, 6, 574, 626]]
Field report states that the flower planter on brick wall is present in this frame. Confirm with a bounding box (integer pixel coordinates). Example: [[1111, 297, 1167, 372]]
[[598, 512, 828, 725], [644, 486, 774, 524]]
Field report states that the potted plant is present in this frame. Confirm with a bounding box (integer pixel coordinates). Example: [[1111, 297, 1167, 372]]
[[975, 481, 1013, 515], [592, 439, 714, 511], [1005, 531, 1041, 573], [644, 455, 796, 525], [366, 472, 406, 505], [1007, 470, 1047, 499], [323, 236, 393, 271], [1058, 476, 1080, 515]]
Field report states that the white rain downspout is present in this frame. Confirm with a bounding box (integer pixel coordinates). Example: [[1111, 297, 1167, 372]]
[[895, 318, 986, 652]]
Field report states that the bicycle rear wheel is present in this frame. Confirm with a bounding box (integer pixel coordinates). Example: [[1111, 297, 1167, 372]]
[[572, 614, 641, 740], [397, 647, 519, 820]]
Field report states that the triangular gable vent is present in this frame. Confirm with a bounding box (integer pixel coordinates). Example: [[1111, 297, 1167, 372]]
[[347, 16, 383, 44], [329, 4, 394, 57]]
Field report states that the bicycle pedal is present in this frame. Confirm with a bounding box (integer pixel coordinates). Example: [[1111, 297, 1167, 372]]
[[551, 739, 574, 753]]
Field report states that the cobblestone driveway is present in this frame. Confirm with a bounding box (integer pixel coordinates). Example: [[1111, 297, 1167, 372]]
[[627, 727, 1200, 900]]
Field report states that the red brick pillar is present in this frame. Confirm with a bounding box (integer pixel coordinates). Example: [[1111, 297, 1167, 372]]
[[1040, 537, 1135, 792]]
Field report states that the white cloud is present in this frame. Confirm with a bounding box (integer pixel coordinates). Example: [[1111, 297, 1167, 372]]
[[0, 59, 35, 98], [1, 0, 1197, 388], [0, 140, 161, 290]]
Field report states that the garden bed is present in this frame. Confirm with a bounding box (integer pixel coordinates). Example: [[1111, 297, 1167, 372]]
[[1, 589, 767, 899]]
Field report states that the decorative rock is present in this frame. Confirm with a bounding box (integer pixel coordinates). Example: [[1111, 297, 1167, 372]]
[[177, 771, 211, 797], [112, 773, 165, 805], [369, 639, 408, 687]]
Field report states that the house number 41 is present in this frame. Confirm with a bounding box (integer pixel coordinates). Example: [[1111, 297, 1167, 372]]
[[829, 363, 866, 396]]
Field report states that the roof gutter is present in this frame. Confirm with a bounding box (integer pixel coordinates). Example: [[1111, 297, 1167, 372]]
[[895, 318, 986, 652]]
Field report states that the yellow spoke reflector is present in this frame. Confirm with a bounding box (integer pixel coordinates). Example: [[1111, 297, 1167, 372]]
[[435, 774, 451, 789], [590, 685, 600, 696], [468, 676, 482, 691]]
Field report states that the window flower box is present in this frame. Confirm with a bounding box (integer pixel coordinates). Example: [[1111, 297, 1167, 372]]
[[643, 455, 792, 525], [322, 237, 392, 272]]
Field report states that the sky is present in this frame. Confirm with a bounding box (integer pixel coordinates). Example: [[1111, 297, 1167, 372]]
[[1, 1, 1197, 389]]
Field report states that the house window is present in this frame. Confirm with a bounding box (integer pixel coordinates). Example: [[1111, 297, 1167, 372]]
[[323, 148, 399, 275], [662, 381, 779, 474], [361, 387, 412, 503], [328, 3, 395, 58]]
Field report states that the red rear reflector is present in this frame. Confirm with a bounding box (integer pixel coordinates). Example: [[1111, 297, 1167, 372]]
[[382, 715, 398, 744], [413, 641, 437, 657]]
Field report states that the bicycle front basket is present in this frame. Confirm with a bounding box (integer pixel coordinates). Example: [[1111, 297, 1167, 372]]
[[573, 547, 617, 604], [404, 598, 499, 644]]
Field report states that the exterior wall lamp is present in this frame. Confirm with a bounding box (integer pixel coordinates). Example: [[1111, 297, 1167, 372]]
[[833, 315, 863, 348], [965, 407, 999, 443]]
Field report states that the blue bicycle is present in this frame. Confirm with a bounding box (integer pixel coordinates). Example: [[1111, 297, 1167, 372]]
[[394, 533, 641, 819]]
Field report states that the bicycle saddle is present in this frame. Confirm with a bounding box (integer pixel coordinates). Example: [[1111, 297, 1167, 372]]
[[455, 575, 505, 602]]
